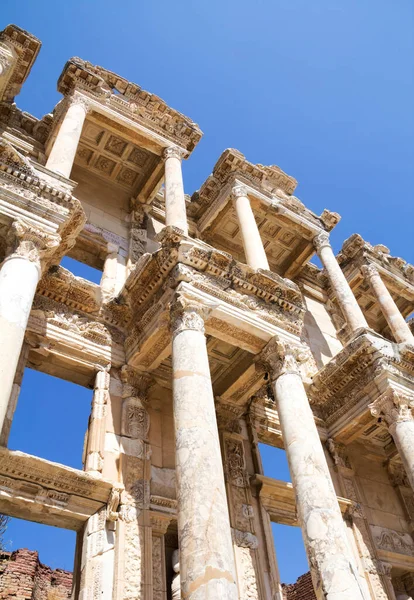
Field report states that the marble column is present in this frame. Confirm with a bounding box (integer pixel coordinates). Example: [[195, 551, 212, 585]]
[[170, 297, 238, 600], [232, 184, 269, 271], [0, 220, 60, 436], [362, 263, 414, 345], [370, 390, 414, 492], [163, 146, 188, 235], [261, 337, 365, 600], [84, 369, 110, 477], [46, 93, 90, 178], [314, 232, 368, 334]]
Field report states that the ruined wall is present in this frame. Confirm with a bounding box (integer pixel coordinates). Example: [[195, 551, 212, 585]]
[[0, 549, 72, 600], [282, 572, 317, 600]]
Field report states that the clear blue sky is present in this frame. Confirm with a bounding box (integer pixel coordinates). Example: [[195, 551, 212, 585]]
[[2, 0, 413, 585]]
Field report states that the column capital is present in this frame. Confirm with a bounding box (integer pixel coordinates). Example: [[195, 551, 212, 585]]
[[231, 183, 249, 199], [170, 294, 210, 336], [361, 262, 379, 279], [369, 389, 414, 428], [163, 146, 185, 161], [6, 219, 61, 273], [259, 336, 309, 381], [68, 90, 92, 113], [120, 364, 152, 401], [313, 230, 331, 252]]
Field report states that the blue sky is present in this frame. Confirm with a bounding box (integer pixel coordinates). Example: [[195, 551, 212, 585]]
[[2, 0, 413, 585]]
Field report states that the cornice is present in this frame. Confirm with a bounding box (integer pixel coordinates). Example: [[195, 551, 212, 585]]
[[0, 24, 41, 104], [55, 57, 202, 154]]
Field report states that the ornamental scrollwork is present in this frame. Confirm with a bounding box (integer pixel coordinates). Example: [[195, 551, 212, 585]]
[[369, 389, 414, 428], [6, 219, 61, 271], [313, 230, 330, 253]]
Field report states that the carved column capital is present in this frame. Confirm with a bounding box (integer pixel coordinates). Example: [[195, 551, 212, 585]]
[[361, 262, 379, 279], [170, 295, 210, 336], [313, 230, 331, 252], [163, 146, 185, 161], [120, 365, 152, 402], [369, 389, 414, 428], [259, 336, 308, 381], [231, 184, 249, 199], [69, 90, 92, 113], [6, 219, 61, 273]]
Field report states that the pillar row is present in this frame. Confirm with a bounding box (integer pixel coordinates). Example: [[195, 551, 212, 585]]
[[170, 296, 238, 600], [0, 220, 60, 435], [232, 184, 269, 271], [314, 231, 368, 334], [163, 146, 188, 236], [46, 92, 90, 178], [261, 337, 365, 600], [370, 390, 414, 492], [362, 263, 414, 345]]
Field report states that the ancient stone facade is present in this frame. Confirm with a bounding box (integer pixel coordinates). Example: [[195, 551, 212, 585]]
[[0, 549, 72, 599], [0, 22, 413, 600]]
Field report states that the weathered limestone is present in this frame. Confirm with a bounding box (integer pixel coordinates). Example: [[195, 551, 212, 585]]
[[362, 264, 414, 345], [232, 184, 270, 271], [314, 232, 368, 334], [163, 146, 188, 235], [0, 220, 59, 436], [261, 337, 365, 600], [84, 369, 110, 477], [46, 93, 89, 178], [170, 296, 238, 600], [370, 390, 414, 491]]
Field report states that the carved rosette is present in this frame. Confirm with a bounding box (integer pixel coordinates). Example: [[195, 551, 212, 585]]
[[369, 389, 414, 429], [163, 146, 185, 161], [313, 230, 331, 253], [170, 295, 209, 336], [6, 219, 61, 272], [259, 336, 307, 381], [231, 184, 249, 200]]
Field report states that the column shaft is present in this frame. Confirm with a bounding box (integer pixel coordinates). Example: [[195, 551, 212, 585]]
[[314, 233, 367, 334], [171, 301, 238, 600], [84, 370, 109, 477], [0, 256, 40, 434], [362, 264, 414, 345], [46, 95, 89, 178], [232, 185, 269, 271], [164, 147, 188, 235], [263, 339, 365, 600]]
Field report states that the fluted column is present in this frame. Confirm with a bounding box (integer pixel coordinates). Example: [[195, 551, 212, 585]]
[[46, 92, 90, 178], [0, 220, 60, 435], [163, 146, 188, 235], [232, 184, 269, 271], [170, 296, 238, 600], [370, 390, 414, 491], [362, 263, 414, 345], [261, 337, 365, 600], [84, 369, 110, 477], [314, 232, 368, 334]]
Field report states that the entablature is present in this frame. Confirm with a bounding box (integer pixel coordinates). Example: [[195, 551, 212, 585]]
[[0, 24, 41, 104], [0, 447, 120, 531], [337, 234, 414, 337], [190, 149, 340, 278]]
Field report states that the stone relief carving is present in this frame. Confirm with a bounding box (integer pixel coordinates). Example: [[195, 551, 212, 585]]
[[372, 526, 414, 556], [225, 439, 248, 488]]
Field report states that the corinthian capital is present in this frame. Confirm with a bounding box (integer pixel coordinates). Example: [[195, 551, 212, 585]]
[[259, 336, 308, 381], [163, 146, 185, 161], [170, 294, 210, 336], [231, 184, 249, 199], [6, 220, 61, 272], [361, 263, 379, 279], [69, 91, 91, 113], [313, 231, 330, 252], [369, 389, 414, 428]]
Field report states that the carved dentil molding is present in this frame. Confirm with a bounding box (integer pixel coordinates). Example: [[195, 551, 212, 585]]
[[369, 389, 414, 428], [163, 146, 185, 161], [313, 230, 331, 252], [6, 219, 61, 272], [170, 294, 210, 336], [231, 184, 249, 199]]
